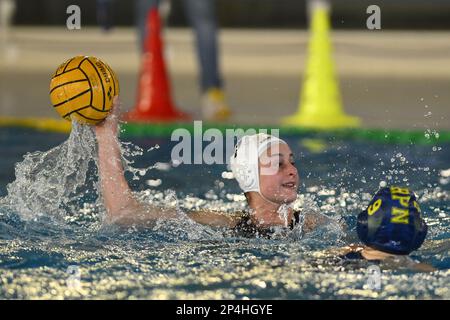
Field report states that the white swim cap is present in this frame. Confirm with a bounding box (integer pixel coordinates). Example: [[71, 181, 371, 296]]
[[229, 133, 287, 193]]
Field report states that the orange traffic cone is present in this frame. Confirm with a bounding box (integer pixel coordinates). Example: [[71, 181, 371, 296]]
[[124, 8, 190, 122]]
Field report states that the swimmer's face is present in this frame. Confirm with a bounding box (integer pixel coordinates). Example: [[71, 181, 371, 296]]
[[258, 143, 299, 204]]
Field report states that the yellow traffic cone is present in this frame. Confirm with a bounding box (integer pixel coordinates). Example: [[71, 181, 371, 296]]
[[282, 0, 360, 129]]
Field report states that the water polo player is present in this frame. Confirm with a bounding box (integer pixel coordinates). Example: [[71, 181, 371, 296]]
[[339, 186, 435, 271], [95, 98, 331, 236]]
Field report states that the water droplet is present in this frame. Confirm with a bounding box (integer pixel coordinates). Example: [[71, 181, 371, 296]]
[[146, 179, 162, 187], [171, 159, 182, 167], [221, 171, 234, 179], [154, 162, 171, 171], [440, 169, 450, 178]]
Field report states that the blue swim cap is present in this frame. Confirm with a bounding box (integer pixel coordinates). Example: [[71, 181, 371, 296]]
[[357, 186, 427, 255]]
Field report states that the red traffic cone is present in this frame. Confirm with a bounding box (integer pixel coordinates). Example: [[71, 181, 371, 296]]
[[124, 8, 190, 122]]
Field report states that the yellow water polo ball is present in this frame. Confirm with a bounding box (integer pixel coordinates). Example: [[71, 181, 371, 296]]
[[49, 55, 119, 125]]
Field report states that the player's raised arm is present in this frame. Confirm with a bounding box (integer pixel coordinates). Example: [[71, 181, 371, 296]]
[[94, 97, 145, 223], [94, 97, 234, 227]]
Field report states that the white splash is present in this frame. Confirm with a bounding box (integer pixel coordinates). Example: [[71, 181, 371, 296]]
[[0, 122, 100, 222]]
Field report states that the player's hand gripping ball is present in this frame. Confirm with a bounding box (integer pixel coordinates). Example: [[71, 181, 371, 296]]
[[50, 55, 119, 125]]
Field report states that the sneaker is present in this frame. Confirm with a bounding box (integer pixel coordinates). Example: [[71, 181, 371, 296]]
[[202, 88, 232, 121]]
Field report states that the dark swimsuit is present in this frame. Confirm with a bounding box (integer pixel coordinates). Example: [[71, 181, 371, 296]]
[[231, 211, 301, 239]]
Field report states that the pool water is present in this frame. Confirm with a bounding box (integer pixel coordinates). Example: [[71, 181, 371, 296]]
[[0, 124, 448, 299]]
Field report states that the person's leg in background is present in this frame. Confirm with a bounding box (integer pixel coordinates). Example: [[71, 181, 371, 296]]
[[97, 0, 115, 32], [0, 0, 16, 41], [136, 0, 160, 52], [182, 0, 231, 121]]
